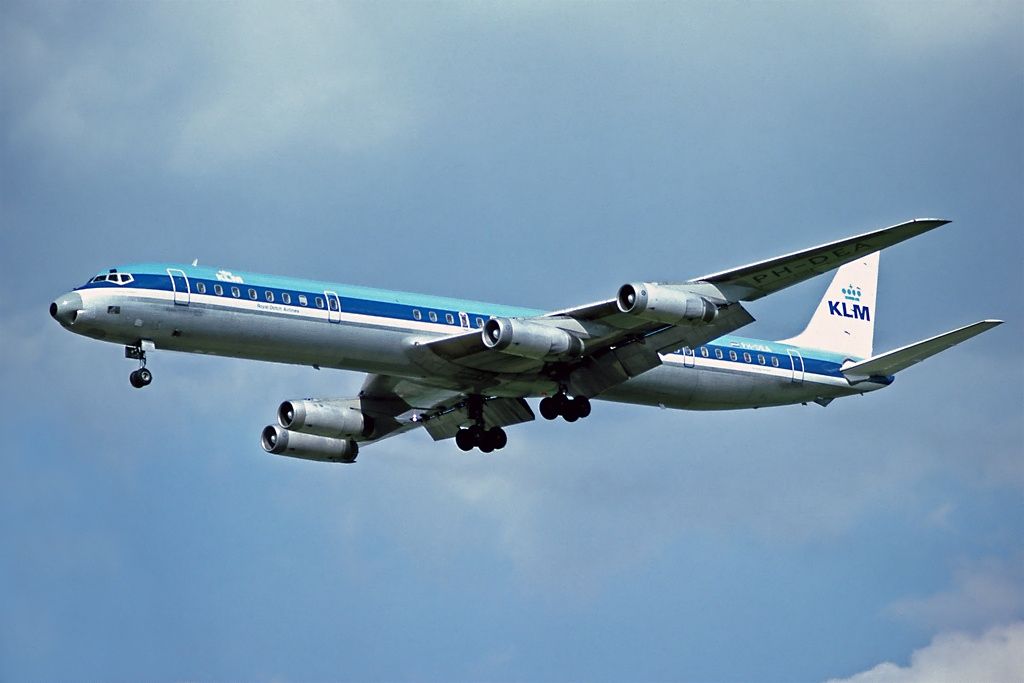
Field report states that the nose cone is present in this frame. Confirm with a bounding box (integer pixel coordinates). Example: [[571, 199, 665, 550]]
[[50, 292, 83, 327]]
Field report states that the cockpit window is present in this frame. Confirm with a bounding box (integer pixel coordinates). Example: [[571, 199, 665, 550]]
[[92, 273, 134, 285]]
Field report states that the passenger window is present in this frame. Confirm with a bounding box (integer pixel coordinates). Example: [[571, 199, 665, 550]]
[[196, 282, 206, 294], [248, 288, 257, 300], [743, 352, 752, 363], [298, 295, 308, 306], [282, 292, 291, 305], [329, 298, 339, 311], [265, 290, 274, 302], [445, 313, 455, 324], [428, 311, 438, 322], [757, 354, 766, 365], [315, 297, 324, 309], [413, 309, 422, 321], [700, 347, 709, 358], [729, 350, 738, 361], [714, 349, 723, 360], [771, 356, 780, 367], [475, 317, 484, 328], [214, 284, 224, 296], [231, 286, 240, 298]]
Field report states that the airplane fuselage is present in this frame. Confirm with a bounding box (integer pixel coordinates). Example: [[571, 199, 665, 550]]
[[50, 263, 887, 413]]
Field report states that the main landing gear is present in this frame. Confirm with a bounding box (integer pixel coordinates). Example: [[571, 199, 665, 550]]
[[456, 424, 508, 453], [539, 392, 591, 422], [125, 344, 153, 389], [455, 395, 508, 453]]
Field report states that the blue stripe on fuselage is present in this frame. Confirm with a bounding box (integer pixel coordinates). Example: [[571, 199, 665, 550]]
[[78, 263, 859, 379]]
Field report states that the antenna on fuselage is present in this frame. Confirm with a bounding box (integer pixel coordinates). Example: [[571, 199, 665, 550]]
[[192, 258, 199, 266]]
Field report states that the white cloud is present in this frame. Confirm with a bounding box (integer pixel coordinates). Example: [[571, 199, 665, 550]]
[[165, 4, 417, 172], [4, 3, 417, 173], [825, 621, 1024, 683], [886, 557, 1024, 632]]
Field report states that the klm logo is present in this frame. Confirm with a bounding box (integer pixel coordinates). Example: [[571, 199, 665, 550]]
[[828, 284, 870, 320]]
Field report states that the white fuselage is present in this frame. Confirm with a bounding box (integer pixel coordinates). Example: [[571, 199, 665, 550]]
[[51, 263, 887, 412]]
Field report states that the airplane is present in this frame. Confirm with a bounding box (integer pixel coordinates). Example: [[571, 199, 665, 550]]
[[50, 218, 1002, 463]]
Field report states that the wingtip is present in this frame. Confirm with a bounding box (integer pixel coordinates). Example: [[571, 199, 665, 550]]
[[912, 217, 952, 226]]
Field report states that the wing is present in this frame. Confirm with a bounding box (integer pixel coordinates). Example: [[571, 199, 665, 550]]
[[690, 218, 949, 301], [412, 218, 950, 398]]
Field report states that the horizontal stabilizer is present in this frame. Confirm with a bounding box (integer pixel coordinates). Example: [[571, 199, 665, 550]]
[[841, 320, 1002, 380]]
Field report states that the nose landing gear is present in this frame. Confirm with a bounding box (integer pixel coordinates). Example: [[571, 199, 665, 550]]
[[125, 343, 153, 388]]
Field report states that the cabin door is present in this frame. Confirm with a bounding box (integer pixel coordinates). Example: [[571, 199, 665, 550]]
[[324, 291, 342, 323], [167, 268, 190, 306], [787, 350, 805, 384]]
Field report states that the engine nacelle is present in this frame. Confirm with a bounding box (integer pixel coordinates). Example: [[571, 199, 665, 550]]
[[278, 400, 373, 439], [261, 425, 358, 463], [482, 317, 584, 360], [616, 282, 718, 324]]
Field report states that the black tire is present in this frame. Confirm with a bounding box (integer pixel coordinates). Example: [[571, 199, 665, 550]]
[[138, 368, 153, 386], [466, 424, 484, 446], [478, 429, 496, 453], [575, 396, 591, 418], [492, 428, 508, 450], [129, 370, 144, 388], [455, 429, 474, 452], [539, 397, 559, 420]]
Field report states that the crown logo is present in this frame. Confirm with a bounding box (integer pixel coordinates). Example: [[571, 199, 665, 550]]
[[841, 285, 862, 302]]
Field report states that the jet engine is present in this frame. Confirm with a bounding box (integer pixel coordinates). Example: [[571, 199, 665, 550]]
[[482, 317, 584, 360], [277, 399, 373, 439], [261, 425, 358, 463], [616, 283, 718, 324]]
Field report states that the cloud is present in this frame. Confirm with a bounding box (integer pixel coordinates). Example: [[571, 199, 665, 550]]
[[886, 556, 1024, 632], [3, 3, 417, 173], [825, 621, 1024, 683]]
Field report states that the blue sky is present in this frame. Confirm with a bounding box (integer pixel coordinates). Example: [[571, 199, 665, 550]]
[[2, 2, 1022, 681]]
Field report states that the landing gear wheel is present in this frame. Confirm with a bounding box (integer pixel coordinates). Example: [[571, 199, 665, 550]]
[[574, 395, 591, 418], [455, 429, 474, 452], [539, 397, 559, 420], [129, 369, 152, 389], [490, 427, 508, 450]]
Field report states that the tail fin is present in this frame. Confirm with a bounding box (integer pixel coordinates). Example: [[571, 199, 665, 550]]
[[778, 251, 879, 358]]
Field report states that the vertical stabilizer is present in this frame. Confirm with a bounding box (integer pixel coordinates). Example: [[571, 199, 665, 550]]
[[778, 251, 878, 359]]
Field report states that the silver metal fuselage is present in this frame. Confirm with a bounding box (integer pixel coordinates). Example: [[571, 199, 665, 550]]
[[51, 264, 886, 411]]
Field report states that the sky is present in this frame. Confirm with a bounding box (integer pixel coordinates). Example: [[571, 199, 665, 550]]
[[1, 2, 1022, 681]]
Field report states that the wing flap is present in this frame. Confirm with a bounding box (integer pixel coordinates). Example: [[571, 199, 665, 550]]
[[420, 397, 535, 441], [841, 320, 1002, 380]]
